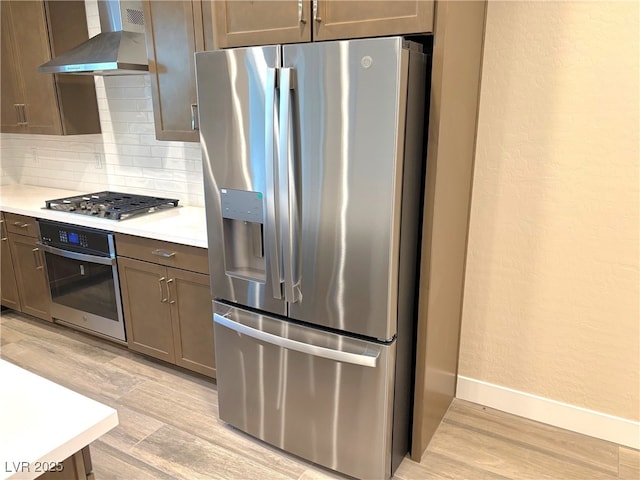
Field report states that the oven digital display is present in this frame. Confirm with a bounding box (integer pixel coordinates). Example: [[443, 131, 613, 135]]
[[68, 232, 80, 245]]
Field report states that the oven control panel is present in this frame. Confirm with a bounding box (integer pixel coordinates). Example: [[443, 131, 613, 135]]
[[38, 220, 114, 257], [58, 230, 89, 248]]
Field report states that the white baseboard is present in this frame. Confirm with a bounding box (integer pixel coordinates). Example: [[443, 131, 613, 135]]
[[456, 376, 640, 450]]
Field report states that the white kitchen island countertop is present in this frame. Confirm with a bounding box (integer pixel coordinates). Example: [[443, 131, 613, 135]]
[[0, 184, 207, 248], [0, 359, 118, 480]]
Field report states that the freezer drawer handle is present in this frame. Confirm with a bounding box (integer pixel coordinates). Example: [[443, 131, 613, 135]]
[[215, 313, 379, 368]]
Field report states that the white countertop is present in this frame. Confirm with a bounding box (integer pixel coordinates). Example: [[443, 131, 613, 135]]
[[0, 185, 208, 248], [0, 359, 118, 480]]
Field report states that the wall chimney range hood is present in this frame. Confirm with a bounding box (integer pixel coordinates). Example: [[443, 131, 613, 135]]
[[38, 0, 148, 76]]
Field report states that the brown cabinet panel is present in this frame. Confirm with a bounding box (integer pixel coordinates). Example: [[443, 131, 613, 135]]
[[212, 0, 311, 48], [4, 212, 39, 238], [117, 236, 215, 378], [0, 2, 24, 134], [314, 0, 434, 41], [210, 0, 432, 48], [169, 268, 215, 377], [8, 233, 51, 321], [38, 446, 92, 480], [116, 234, 209, 275], [143, 0, 202, 142], [118, 256, 176, 363], [0, 216, 22, 311], [0, 1, 100, 135], [8, 0, 61, 134]]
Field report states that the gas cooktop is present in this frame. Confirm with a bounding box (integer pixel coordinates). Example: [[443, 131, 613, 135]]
[[44, 191, 179, 220]]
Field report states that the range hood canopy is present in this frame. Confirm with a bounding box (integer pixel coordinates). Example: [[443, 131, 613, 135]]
[[39, 0, 148, 76]]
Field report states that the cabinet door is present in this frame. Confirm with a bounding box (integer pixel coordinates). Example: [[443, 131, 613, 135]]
[[212, 0, 311, 48], [118, 257, 175, 362], [143, 0, 202, 142], [8, 234, 51, 321], [0, 218, 21, 311], [168, 268, 215, 378], [4, 1, 62, 135], [0, 2, 24, 133], [313, 0, 434, 41]]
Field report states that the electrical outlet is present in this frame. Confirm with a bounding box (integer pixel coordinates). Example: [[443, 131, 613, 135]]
[[31, 147, 38, 164], [95, 153, 103, 169]]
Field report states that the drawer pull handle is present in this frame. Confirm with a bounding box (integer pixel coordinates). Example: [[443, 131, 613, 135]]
[[158, 276, 168, 303], [32, 247, 43, 269], [191, 104, 199, 131], [313, 0, 321, 22], [152, 249, 176, 258], [166, 278, 175, 304], [13, 222, 29, 228]]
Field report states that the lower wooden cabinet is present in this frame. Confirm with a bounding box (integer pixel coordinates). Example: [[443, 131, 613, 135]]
[[117, 238, 215, 378], [1, 211, 50, 320], [8, 232, 51, 321], [0, 215, 21, 310]]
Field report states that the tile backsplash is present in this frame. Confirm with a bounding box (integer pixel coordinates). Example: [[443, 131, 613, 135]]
[[0, 0, 204, 207]]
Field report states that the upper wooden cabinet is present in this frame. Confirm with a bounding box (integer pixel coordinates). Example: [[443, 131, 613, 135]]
[[212, 1, 311, 48], [143, 0, 214, 142], [314, 1, 434, 42], [0, 1, 101, 135], [212, 0, 434, 48]]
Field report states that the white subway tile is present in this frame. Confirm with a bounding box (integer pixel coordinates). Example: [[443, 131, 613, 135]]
[[136, 98, 153, 112], [142, 168, 188, 182], [129, 123, 156, 134], [104, 76, 147, 88], [105, 164, 143, 177], [108, 111, 153, 124], [110, 133, 143, 145], [103, 154, 133, 166], [133, 157, 163, 168], [184, 147, 202, 160], [104, 98, 139, 112], [121, 144, 151, 156], [162, 157, 188, 170]]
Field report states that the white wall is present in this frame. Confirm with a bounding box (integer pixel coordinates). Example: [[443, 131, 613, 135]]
[[458, 0, 639, 437], [0, 0, 205, 207]]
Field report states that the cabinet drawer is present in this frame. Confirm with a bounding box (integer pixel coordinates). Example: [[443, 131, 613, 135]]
[[115, 234, 209, 274], [4, 212, 38, 237]]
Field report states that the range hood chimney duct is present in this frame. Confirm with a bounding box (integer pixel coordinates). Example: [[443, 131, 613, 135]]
[[38, 0, 148, 76]]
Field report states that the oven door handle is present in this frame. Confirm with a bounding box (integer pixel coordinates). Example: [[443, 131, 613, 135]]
[[36, 243, 116, 266]]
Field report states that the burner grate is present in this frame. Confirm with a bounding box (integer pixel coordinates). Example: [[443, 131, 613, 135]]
[[45, 191, 180, 220]]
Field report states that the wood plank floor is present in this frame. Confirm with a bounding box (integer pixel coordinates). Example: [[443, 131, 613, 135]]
[[1, 311, 638, 480]]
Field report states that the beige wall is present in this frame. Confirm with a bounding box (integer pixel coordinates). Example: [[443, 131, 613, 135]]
[[459, 1, 639, 421]]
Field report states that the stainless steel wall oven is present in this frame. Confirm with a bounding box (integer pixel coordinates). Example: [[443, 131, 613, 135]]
[[37, 220, 126, 342]]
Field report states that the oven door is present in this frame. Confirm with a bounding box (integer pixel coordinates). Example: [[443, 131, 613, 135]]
[[38, 243, 126, 342]]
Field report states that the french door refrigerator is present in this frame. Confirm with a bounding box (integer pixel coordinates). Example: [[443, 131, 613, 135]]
[[195, 36, 427, 480]]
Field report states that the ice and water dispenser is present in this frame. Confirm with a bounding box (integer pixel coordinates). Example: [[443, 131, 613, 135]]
[[220, 189, 265, 282]]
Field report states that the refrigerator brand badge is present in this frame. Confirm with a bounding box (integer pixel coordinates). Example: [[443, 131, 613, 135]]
[[361, 56, 373, 69]]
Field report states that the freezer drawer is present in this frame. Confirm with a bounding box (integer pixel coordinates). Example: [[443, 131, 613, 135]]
[[213, 302, 396, 480]]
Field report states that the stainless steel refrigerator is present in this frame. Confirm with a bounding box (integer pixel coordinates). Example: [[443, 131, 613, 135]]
[[195, 36, 427, 480]]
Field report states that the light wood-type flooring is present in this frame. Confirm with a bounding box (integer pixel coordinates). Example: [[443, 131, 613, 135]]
[[1, 311, 638, 480]]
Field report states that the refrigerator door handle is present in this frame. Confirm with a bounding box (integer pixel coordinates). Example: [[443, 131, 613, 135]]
[[214, 313, 380, 368], [265, 67, 283, 299], [278, 68, 301, 304]]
